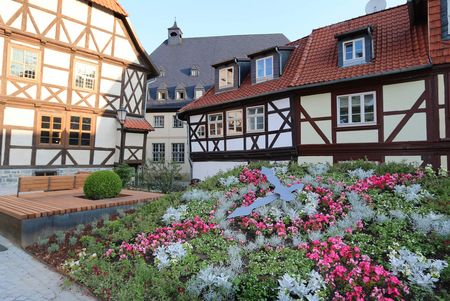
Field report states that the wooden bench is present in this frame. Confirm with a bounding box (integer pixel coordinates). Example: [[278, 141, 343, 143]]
[[17, 173, 91, 196]]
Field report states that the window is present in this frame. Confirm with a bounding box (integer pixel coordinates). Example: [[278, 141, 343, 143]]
[[191, 67, 199, 77], [172, 143, 185, 163], [196, 125, 206, 138], [176, 90, 185, 100], [157, 91, 167, 100], [9, 46, 39, 80], [154, 116, 165, 128], [39, 115, 62, 145], [152, 143, 165, 162], [173, 116, 183, 128], [219, 67, 234, 89], [195, 89, 204, 99], [69, 116, 92, 146], [208, 113, 223, 137], [159, 67, 165, 77], [342, 38, 365, 66], [246, 106, 265, 132], [256, 56, 273, 82], [226, 110, 243, 136], [74, 61, 97, 91], [337, 92, 376, 126]]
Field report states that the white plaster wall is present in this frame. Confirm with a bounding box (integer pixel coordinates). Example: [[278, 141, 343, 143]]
[[438, 74, 445, 105], [7, 81, 37, 99], [44, 49, 70, 69], [0, 1, 22, 29], [440, 109, 446, 139], [10, 130, 33, 146], [68, 150, 90, 165], [125, 148, 142, 160], [270, 98, 290, 110], [41, 87, 67, 104], [100, 79, 121, 96], [192, 161, 245, 180], [42, 67, 69, 87], [3, 107, 34, 127], [385, 156, 422, 166], [383, 80, 425, 112], [337, 130, 378, 143], [147, 113, 187, 138], [94, 150, 115, 165], [301, 93, 331, 117], [102, 63, 123, 81], [0, 37, 3, 84], [208, 140, 224, 151], [91, 6, 114, 32], [125, 133, 143, 147], [190, 114, 204, 124], [383, 113, 427, 142], [268, 113, 290, 131], [227, 138, 244, 151], [36, 149, 61, 165], [298, 156, 334, 165], [114, 37, 138, 63], [301, 121, 331, 145], [27, 8, 55, 35], [441, 156, 448, 170], [29, 0, 58, 12], [62, 0, 88, 23], [95, 116, 117, 148], [9, 149, 32, 165], [269, 132, 292, 148], [191, 141, 206, 153]]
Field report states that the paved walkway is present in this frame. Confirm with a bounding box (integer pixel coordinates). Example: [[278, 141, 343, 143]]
[[0, 235, 96, 301]]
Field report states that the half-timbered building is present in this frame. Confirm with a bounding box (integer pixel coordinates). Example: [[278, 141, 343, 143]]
[[179, 0, 450, 180], [0, 0, 157, 192]]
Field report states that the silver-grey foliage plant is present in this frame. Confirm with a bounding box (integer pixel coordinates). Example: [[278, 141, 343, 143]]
[[277, 270, 326, 301], [187, 265, 236, 301]]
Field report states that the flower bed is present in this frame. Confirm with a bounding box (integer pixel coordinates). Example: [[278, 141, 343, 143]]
[[28, 161, 450, 300]]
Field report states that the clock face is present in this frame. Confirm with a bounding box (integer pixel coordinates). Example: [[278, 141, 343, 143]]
[[227, 167, 304, 219]]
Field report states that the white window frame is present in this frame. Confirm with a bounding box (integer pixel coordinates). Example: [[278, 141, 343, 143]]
[[196, 125, 206, 138], [226, 110, 243, 136], [218, 67, 234, 89], [157, 91, 167, 100], [208, 113, 223, 137], [73, 60, 97, 91], [172, 143, 185, 163], [246, 105, 265, 133], [154, 115, 165, 128], [342, 38, 365, 66], [152, 143, 165, 162], [337, 91, 377, 127], [255, 56, 274, 82], [9, 45, 40, 81]]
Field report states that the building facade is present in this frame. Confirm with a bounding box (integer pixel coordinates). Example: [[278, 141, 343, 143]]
[[146, 23, 289, 177], [179, 0, 450, 180], [0, 0, 157, 192]]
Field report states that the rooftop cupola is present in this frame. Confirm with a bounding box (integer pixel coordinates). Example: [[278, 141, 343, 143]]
[[168, 20, 183, 46]]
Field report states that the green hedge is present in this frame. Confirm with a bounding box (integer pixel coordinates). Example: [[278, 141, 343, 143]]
[[83, 170, 122, 200]]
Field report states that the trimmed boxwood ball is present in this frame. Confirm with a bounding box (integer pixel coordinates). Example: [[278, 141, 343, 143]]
[[83, 170, 122, 200]]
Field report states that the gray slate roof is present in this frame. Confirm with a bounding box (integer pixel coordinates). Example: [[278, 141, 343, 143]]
[[147, 33, 290, 111]]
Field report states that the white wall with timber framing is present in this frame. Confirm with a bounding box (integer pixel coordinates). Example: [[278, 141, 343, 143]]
[[0, 0, 153, 192]]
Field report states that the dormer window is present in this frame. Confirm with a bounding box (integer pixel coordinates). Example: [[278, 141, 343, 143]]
[[176, 91, 185, 100], [256, 56, 273, 82], [343, 38, 365, 66], [159, 66, 165, 77], [191, 65, 199, 77], [195, 89, 204, 99], [157, 90, 167, 100], [219, 67, 234, 89]]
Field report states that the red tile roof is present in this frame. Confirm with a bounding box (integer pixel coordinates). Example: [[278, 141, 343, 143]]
[[179, 4, 430, 114], [124, 117, 154, 132], [90, 0, 128, 16]]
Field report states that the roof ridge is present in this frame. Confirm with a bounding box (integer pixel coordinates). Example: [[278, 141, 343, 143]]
[[309, 4, 406, 34]]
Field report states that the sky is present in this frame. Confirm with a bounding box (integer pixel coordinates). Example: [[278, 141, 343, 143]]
[[120, 0, 406, 54]]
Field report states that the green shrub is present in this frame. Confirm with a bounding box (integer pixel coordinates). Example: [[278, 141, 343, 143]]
[[114, 164, 135, 188], [47, 243, 60, 253], [142, 161, 182, 193], [83, 170, 122, 200]]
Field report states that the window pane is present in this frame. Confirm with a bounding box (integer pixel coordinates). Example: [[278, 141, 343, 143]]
[[69, 132, 79, 145], [257, 60, 265, 78], [82, 118, 91, 131], [265, 57, 273, 77], [355, 40, 364, 58], [256, 116, 264, 129], [40, 131, 50, 144], [345, 42, 353, 60], [52, 132, 61, 144], [364, 94, 375, 122], [351, 96, 361, 123], [12, 49, 24, 62]]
